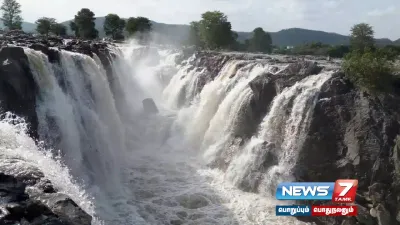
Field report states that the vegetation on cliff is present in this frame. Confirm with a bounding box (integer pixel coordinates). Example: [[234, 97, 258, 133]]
[[342, 23, 396, 92]]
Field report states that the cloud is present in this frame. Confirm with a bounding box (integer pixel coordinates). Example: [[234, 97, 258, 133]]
[[367, 6, 396, 17]]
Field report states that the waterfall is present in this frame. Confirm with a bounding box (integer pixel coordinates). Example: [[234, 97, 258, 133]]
[[25, 48, 125, 191], [23, 48, 149, 225], [173, 60, 253, 146], [1, 42, 333, 225], [225, 72, 332, 193]]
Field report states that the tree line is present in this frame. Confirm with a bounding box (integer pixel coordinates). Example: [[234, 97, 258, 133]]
[[0, 1, 272, 52], [1, 0, 152, 40], [2, 0, 400, 64]]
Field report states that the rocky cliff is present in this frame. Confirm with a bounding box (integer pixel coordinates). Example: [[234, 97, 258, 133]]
[[180, 51, 400, 225]]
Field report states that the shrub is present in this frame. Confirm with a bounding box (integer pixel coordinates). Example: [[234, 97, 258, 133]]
[[342, 49, 393, 92]]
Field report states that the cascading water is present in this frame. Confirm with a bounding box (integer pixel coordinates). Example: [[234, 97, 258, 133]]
[[225, 72, 332, 193], [0, 41, 334, 225], [25, 48, 124, 189], [23, 48, 147, 224]]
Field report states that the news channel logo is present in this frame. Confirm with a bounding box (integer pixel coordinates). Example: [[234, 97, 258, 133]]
[[275, 179, 358, 217], [276, 180, 358, 203]]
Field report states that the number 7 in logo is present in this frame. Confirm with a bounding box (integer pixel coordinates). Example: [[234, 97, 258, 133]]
[[332, 179, 358, 203]]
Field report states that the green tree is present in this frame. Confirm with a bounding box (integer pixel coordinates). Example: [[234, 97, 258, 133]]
[[197, 11, 235, 50], [350, 23, 375, 52], [72, 8, 98, 39], [1, 0, 22, 30], [378, 45, 400, 61], [248, 27, 272, 53], [35, 17, 56, 37], [125, 17, 152, 36], [327, 45, 350, 58], [69, 21, 79, 36], [187, 21, 202, 47], [104, 14, 125, 40], [51, 23, 67, 36]]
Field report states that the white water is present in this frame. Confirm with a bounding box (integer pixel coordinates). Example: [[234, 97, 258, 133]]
[[0, 113, 102, 225], [225, 72, 332, 193], [0, 43, 332, 224]]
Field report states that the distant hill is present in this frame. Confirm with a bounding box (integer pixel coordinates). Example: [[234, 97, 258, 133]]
[[0, 21, 36, 33], [269, 28, 393, 47], [2, 18, 398, 47]]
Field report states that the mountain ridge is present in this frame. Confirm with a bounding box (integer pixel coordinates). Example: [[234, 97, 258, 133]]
[[1, 18, 398, 47]]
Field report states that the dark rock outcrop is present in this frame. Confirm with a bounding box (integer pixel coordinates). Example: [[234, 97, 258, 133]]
[[142, 98, 159, 114], [0, 46, 38, 138], [0, 153, 92, 225], [0, 30, 116, 65], [278, 60, 323, 76], [293, 74, 400, 225], [0, 170, 91, 225]]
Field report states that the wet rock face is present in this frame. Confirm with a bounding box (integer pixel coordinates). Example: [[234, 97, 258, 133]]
[[293, 74, 400, 225], [0, 46, 38, 139], [278, 60, 323, 76], [0, 173, 91, 225]]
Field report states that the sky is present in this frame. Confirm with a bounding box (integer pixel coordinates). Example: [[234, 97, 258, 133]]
[[18, 0, 400, 40]]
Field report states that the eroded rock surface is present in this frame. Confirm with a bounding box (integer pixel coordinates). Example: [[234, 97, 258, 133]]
[[0, 156, 92, 225]]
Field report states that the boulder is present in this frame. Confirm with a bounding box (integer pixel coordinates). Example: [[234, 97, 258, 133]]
[[29, 43, 60, 63], [47, 196, 92, 225], [277, 60, 323, 76], [142, 98, 159, 114], [0, 173, 91, 225]]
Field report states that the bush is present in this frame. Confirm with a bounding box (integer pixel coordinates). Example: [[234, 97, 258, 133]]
[[327, 45, 350, 58], [342, 49, 393, 92]]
